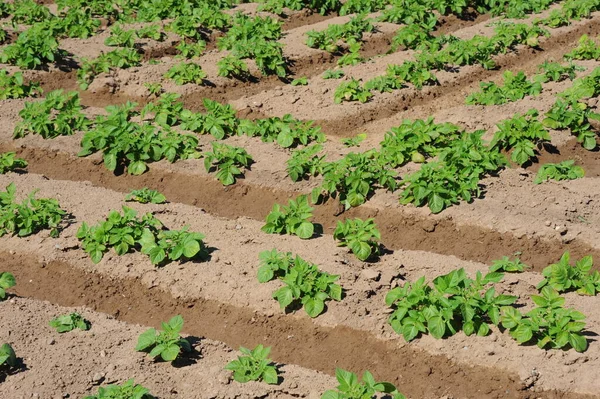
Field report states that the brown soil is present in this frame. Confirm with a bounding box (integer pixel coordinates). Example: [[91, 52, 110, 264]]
[[1, 2, 600, 399]]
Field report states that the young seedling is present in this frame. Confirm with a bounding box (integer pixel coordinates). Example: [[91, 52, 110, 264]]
[[125, 188, 167, 204], [341, 133, 366, 147], [143, 82, 163, 97], [0, 343, 17, 368], [286, 144, 326, 182], [83, 379, 154, 399], [0, 152, 27, 174], [49, 313, 91, 333], [490, 256, 528, 273], [135, 315, 191, 362], [333, 218, 381, 261], [262, 195, 315, 239], [321, 368, 406, 399], [322, 69, 345, 79], [225, 344, 278, 384], [0, 272, 15, 300], [291, 76, 308, 86]]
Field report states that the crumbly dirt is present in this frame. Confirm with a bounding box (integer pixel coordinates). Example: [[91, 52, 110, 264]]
[[1, 1, 600, 398], [0, 296, 336, 399]]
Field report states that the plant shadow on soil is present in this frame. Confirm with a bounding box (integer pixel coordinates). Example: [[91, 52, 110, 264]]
[[171, 336, 204, 369], [0, 360, 28, 383]]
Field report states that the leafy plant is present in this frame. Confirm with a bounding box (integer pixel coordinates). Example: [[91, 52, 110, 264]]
[[564, 35, 600, 61], [143, 82, 163, 97], [79, 102, 200, 175], [0, 183, 66, 238], [135, 315, 191, 362], [165, 62, 207, 85], [291, 76, 308, 86], [217, 56, 251, 81], [175, 40, 206, 59], [83, 379, 154, 399], [257, 249, 294, 283], [466, 71, 542, 105], [139, 226, 207, 265], [104, 25, 137, 47], [323, 69, 345, 79], [76, 206, 163, 263], [490, 256, 527, 273], [49, 312, 91, 333], [14, 90, 88, 139], [537, 252, 599, 295], [334, 79, 372, 103], [0, 152, 27, 174], [386, 269, 517, 341], [500, 287, 588, 352], [77, 48, 141, 90], [341, 133, 366, 147], [322, 368, 406, 399], [0, 70, 42, 99], [247, 115, 325, 148], [0, 343, 16, 368], [399, 161, 479, 214], [535, 160, 584, 184], [137, 24, 165, 42], [125, 188, 167, 204], [544, 99, 600, 150], [333, 218, 380, 261], [1, 25, 60, 69], [312, 151, 396, 210], [286, 144, 326, 182], [0, 272, 15, 301], [262, 195, 315, 239], [260, 253, 342, 318], [203, 142, 253, 186], [225, 345, 278, 384], [490, 110, 550, 165], [537, 61, 584, 82]]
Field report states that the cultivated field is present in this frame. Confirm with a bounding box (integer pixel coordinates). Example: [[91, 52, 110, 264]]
[[1, 0, 600, 398]]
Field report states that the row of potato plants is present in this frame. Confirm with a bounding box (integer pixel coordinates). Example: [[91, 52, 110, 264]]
[[2, 63, 593, 215]]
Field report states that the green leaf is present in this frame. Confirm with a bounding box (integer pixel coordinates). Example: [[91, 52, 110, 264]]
[[160, 344, 181, 361], [295, 221, 314, 239], [135, 328, 157, 351]]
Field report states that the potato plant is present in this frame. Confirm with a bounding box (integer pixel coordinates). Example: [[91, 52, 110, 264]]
[[225, 344, 278, 384], [535, 160, 584, 184], [203, 143, 253, 186], [0, 343, 17, 368], [386, 268, 517, 341], [537, 252, 600, 296], [262, 195, 315, 239], [136, 315, 191, 362], [0, 272, 16, 301], [164, 62, 207, 85], [83, 379, 154, 399], [49, 312, 91, 333], [0, 70, 42, 100], [14, 90, 89, 139], [125, 188, 167, 204], [333, 218, 381, 261], [0, 183, 66, 238], [0, 152, 28, 174], [322, 368, 405, 399], [258, 250, 342, 318], [501, 287, 588, 352]]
